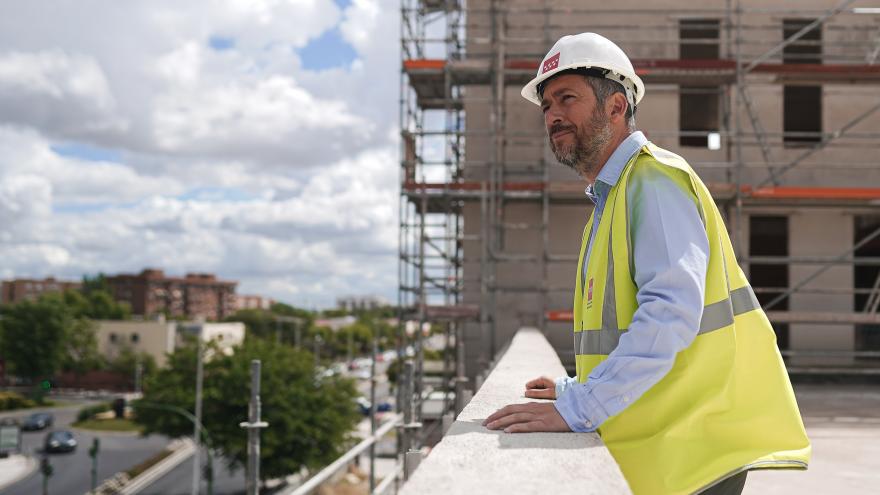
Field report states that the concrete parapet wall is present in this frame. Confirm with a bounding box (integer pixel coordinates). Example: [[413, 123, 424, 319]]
[[400, 327, 631, 495]]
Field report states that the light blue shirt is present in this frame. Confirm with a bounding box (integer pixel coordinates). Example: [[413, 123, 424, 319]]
[[553, 131, 710, 433]]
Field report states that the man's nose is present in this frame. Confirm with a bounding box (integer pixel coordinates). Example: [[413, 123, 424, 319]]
[[545, 106, 563, 129]]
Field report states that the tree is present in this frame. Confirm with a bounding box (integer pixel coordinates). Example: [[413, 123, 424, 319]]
[[81, 273, 110, 294], [133, 338, 360, 479], [62, 288, 130, 320], [107, 346, 157, 385], [0, 296, 72, 396], [224, 309, 276, 340], [62, 318, 103, 377]]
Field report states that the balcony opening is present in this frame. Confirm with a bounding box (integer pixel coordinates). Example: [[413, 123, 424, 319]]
[[679, 19, 720, 148], [783, 19, 822, 147], [854, 215, 880, 357], [749, 215, 790, 351]]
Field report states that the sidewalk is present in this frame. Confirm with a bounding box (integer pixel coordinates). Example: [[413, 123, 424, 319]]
[[0, 454, 36, 491]]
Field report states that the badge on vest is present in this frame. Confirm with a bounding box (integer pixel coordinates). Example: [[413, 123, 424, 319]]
[[587, 278, 594, 309]]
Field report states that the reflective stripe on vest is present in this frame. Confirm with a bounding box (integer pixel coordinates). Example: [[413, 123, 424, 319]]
[[574, 214, 762, 356]]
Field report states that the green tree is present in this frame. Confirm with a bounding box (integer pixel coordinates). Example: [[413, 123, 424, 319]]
[[133, 338, 359, 479], [107, 346, 157, 385], [270, 302, 314, 325], [63, 288, 130, 320], [0, 295, 72, 397], [62, 318, 103, 376], [81, 273, 110, 294], [85, 290, 131, 319]]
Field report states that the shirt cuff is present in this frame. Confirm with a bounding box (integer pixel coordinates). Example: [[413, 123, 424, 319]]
[[554, 383, 609, 433], [554, 375, 577, 398]]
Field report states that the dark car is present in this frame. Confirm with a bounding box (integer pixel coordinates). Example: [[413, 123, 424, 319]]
[[356, 397, 393, 416], [22, 413, 54, 431], [44, 430, 77, 453]]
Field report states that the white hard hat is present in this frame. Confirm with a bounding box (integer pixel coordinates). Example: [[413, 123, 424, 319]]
[[521, 32, 645, 108]]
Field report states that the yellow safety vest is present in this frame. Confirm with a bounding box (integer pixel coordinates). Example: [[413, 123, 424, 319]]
[[573, 143, 811, 495]]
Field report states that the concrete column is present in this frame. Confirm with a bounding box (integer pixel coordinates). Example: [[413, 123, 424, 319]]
[[789, 209, 854, 366]]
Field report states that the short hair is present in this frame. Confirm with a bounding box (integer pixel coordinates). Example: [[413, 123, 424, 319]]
[[538, 68, 637, 131], [585, 76, 636, 131]]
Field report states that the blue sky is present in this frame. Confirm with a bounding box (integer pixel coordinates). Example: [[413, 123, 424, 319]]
[[51, 142, 122, 163], [298, 26, 358, 71]]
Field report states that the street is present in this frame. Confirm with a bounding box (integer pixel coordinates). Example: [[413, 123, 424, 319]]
[[0, 402, 169, 495], [139, 454, 245, 495]]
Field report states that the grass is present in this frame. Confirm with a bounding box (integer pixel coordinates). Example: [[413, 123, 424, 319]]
[[72, 417, 144, 433]]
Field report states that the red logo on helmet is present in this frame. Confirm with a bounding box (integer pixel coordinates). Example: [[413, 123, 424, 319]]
[[541, 52, 560, 74]]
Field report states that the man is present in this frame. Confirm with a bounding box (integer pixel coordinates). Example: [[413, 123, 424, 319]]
[[482, 33, 811, 495]]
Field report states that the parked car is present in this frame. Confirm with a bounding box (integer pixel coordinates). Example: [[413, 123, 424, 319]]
[[22, 413, 54, 431], [355, 397, 393, 416], [44, 430, 77, 453]]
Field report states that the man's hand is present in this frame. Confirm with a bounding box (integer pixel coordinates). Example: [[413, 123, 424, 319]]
[[524, 376, 556, 399], [482, 402, 571, 433]]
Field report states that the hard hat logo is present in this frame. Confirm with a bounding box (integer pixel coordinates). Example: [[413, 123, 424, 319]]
[[521, 32, 645, 108], [541, 52, 560, 74]]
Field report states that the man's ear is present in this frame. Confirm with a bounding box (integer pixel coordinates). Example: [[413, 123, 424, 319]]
[[607, 92, 628, 123]]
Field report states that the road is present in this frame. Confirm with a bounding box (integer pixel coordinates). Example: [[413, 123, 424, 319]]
[[0, 402, 169, 495], [139, 454, 245, 495]]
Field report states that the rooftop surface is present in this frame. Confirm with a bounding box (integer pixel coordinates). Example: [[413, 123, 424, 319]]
[[744, 382, 880, 494]]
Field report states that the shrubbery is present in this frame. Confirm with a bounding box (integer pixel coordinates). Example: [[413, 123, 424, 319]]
[[0, 391, 35, 411], [76, 402, 112, 422]]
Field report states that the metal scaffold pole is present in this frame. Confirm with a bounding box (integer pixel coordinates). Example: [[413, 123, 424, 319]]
[[240, 359, 269, 495]]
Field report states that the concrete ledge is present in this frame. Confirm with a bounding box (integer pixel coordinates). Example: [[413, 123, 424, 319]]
[[400, 327, 631, 495], [119, 438, 195, 495]]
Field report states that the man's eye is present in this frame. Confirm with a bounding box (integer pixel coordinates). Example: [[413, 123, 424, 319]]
[[562, 95, 574, 102]]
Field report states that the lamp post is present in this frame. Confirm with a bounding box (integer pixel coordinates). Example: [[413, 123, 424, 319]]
[[89, 438, 100, 493], [313, 334, 323, 369], [188, 322, 206, 495]]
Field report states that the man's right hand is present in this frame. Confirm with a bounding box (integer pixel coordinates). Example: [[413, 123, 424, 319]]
[[524, 376, 556, 400]]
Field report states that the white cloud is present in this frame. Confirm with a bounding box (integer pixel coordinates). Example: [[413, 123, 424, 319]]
[[152, 75, 372, 165], [0, 0, 402, 307], [0, 50, 126, 136]]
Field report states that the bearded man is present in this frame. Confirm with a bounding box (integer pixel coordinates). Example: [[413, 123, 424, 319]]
[[482, 33, 811, 495]]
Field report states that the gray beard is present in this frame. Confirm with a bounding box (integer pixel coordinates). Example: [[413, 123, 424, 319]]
[[550, 108, 613, 179]]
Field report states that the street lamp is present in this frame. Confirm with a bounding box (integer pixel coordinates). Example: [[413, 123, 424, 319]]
[[313, 334, 323, 369]]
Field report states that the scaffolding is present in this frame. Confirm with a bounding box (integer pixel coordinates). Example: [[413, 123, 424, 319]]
[[399, 1, 880, 443]]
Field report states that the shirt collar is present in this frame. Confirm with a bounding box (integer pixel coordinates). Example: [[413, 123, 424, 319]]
[[585, 131, 648, 203]]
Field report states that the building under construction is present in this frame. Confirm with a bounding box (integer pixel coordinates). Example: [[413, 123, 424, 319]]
[[399, 0, 880, 388]]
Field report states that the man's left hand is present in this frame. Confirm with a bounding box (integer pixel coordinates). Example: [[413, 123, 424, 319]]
[[482, 402, 571, 433]]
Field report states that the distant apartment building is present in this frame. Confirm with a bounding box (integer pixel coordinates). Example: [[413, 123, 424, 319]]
[[235, 294, 275, 311], [0, 277, 81, 305], [105, 269, 237, 321], [336, 295, 390, 312]]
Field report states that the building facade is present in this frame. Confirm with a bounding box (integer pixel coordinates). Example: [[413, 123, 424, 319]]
[[106, 269, 237, 321], [0, 277, 81, 305], [97, 320, 246, 368], [235, 294, 275, 311], [400, 1, 880, 380]]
